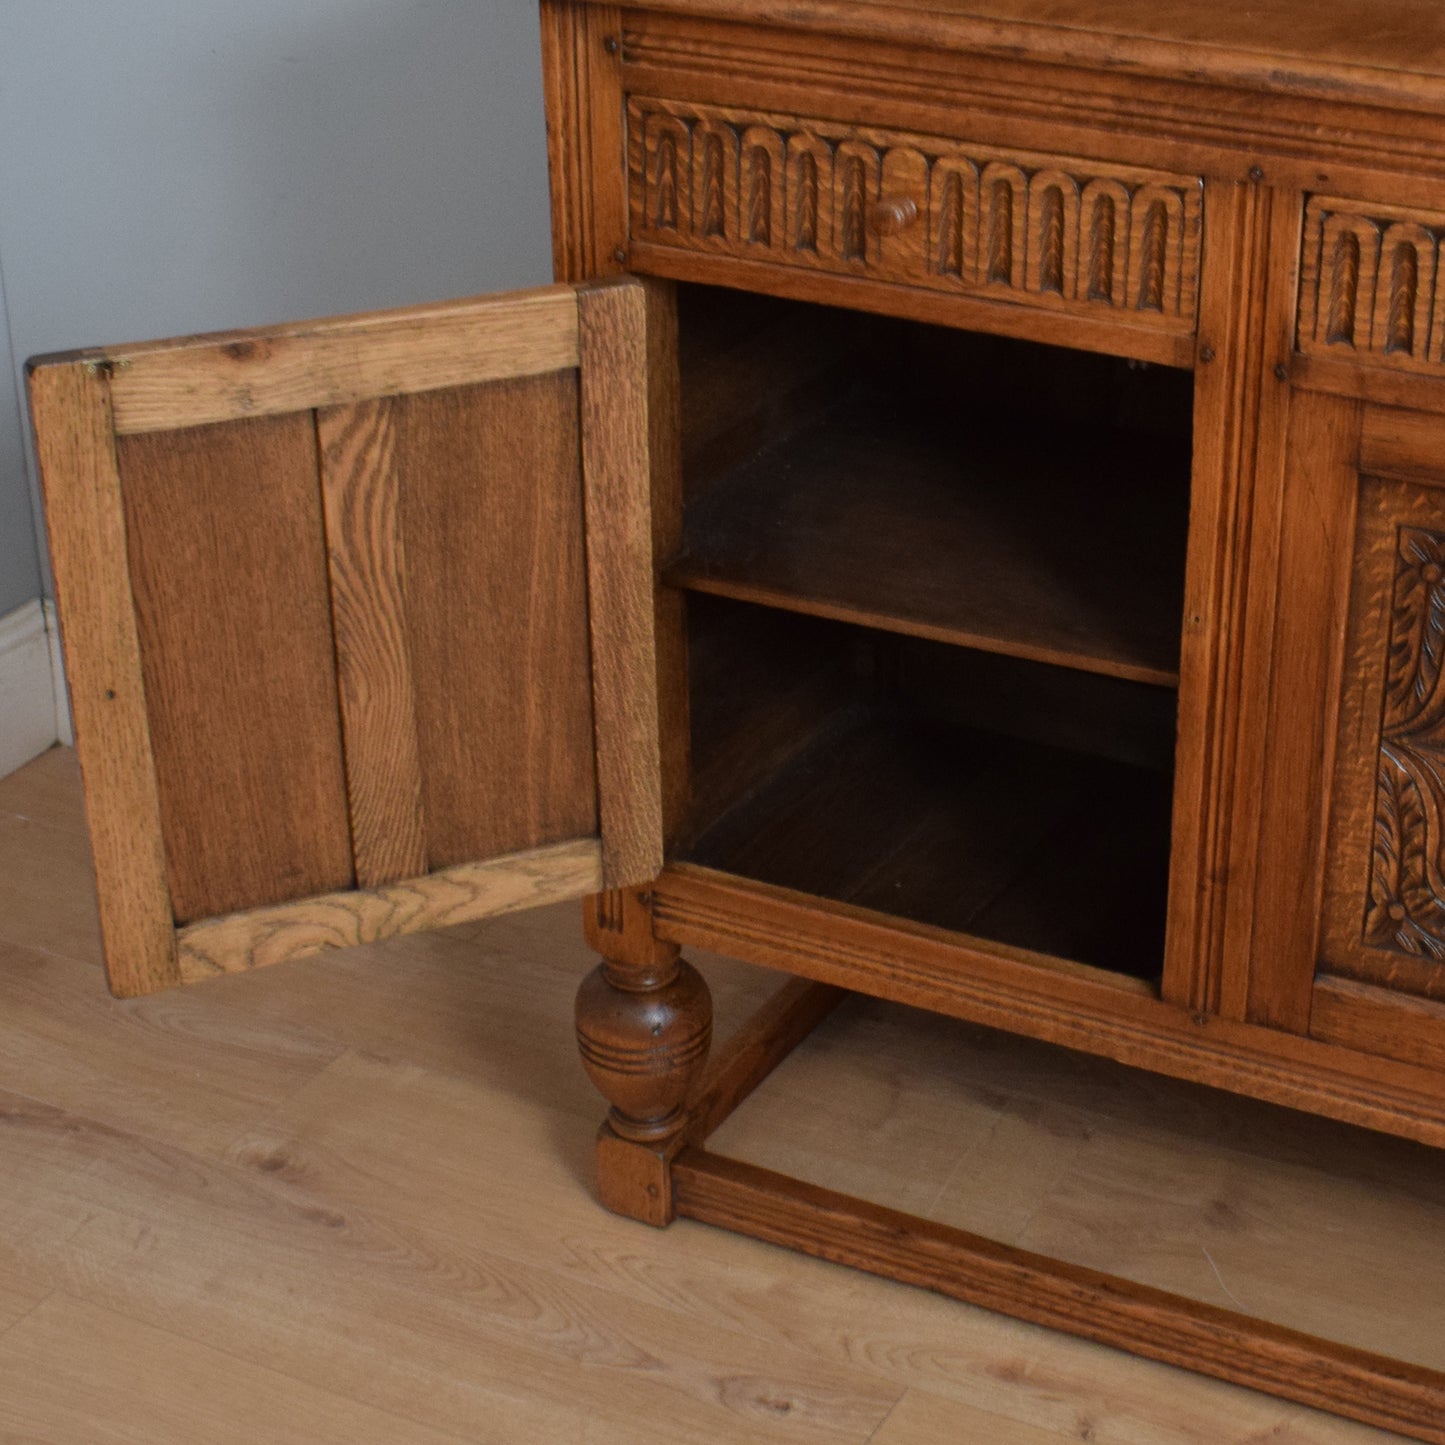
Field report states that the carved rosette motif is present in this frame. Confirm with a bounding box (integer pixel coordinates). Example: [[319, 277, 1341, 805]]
[[1365, 525, 1445, 958], [627, 98, 1203, 329], [1299, 197, 1445, 372]]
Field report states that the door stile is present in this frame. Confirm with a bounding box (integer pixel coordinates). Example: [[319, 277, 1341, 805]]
[[27, 359, 180, 997], [578, 280, 666, 890]]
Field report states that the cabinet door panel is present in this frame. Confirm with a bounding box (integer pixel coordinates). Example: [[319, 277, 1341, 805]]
[[1323, 435, 1445, 1001], [28, 282, 663, 996], [369, 376, 597, 874], [118, 412, 355, 923], [1252, 388, 1445, 1067]]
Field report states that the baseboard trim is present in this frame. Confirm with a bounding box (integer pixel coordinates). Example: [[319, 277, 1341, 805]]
[[0, 599, 62, 778], [44, 599, 73, 746]]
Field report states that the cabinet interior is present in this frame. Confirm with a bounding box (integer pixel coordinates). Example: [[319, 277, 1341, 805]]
[[667, 283, 1195, 986]]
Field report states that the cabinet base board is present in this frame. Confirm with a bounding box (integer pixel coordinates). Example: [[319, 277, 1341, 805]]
[[671, 1146, 1445, 1443], [654, 862, 1445, 1149]]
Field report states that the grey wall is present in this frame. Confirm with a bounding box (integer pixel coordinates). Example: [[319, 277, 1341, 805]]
[[0, 0, 554, 616], [0, 266, 39, 616]]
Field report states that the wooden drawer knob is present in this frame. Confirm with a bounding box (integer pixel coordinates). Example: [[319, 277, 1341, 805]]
[[867, 194, 920, 237]]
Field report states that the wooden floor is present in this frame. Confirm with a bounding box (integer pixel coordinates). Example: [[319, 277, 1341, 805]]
[[0, 746, 1430, 1443]]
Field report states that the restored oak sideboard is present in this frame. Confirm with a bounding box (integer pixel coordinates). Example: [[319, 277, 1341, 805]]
[[27, 1, 1445, 1435]]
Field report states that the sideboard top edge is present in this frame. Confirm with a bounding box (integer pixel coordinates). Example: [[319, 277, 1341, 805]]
[[579, 0, 1445, 119]]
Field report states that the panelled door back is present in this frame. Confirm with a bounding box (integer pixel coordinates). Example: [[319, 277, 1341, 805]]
[[28, 281, 662, 997]]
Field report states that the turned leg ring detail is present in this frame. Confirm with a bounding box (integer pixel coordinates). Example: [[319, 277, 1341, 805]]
[[576, 957, 713, 1145]]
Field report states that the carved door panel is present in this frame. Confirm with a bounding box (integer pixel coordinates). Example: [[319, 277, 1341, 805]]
[[28, 280, 664, 998], [1312, 405, 1445, 1065], [1242, 386, 1445, 1066]]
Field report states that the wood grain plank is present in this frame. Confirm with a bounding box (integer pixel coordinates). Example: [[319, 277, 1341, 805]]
[[317, 399, 428, 888], [673, 1148, 1445, 1444], [1312, 976, 1445, 1075], [396, 377, 598, 869], [577, 281, 665, 889], [1359, 399, 1445, 477], [1244, 388, 1362, 1031], [116, 413, 354, 924], [628, 242, 1197, 369], [639, 279, 692, 846], [0, 1294, 470, 1444], [0, 936, 343, 1157], [1161, 180, 1262, 1017], [540, 1, 628, 284], [176, 839, 603, 980], [1213, 188, 1314, 1024], [25, 359, 178, 997], [91, 289, 579, 435], [652, 863, 1445, 1148], [866, 1390, 1107, 1445], [580, 0, 1445, 113], [7, 1070, 896, 1445]]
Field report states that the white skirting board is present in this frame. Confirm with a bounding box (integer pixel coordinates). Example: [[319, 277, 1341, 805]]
[[0, 598, 70, 779]]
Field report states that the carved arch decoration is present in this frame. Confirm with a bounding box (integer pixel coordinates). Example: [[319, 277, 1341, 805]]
[[626, 97, 1203, 333], [1300, 196, 1445, 374]]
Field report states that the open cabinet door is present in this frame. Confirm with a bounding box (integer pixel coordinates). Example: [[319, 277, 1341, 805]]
[[28, 280, 663, 996]]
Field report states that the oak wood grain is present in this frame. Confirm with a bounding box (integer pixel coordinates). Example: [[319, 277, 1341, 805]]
[[630, 241, 1196, 368], [176, 840, 604, 980], [619, 8, 1445, 207], [116, 413, 355, 924], [639, 279, 692, 846], [1243, 388, 1361, 1030], [1211, 189, 1312, 1023], [392, 376, 599, 870], [672, 1147, 1445, 1443], [81, 288, 580, 435], [24, 361, 178, 996], [578, 281, 666, 890], [1162, 180, 1265, 1017], [589, 0, 1445, 112], [317, 398, 428, 889], [1312, 976, 1445, 1075], [652, 864, 1445, 1148], [540, 1, 628, 283]]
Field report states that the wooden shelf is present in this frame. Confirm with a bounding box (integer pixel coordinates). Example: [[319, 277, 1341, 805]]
[[683, 712, 1174, 980], [668, 404, 1190, 687]]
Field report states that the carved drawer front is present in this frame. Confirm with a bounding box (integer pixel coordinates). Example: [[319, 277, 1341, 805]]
[[1324, 466, 1445, 1003], [627, 98, 1204, 335], [1299, 195, 1445, 374]]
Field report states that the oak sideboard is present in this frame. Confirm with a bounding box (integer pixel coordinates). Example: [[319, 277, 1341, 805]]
[[27, 1, 1445, 1435]]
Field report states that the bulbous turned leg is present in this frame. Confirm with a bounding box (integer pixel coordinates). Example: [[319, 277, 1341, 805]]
[[576, 890, 712, 1224]]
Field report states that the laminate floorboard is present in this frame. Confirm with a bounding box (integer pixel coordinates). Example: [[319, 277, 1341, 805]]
[[0, 747, 1415, 1442], [0, 1294, 470, 1445]]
